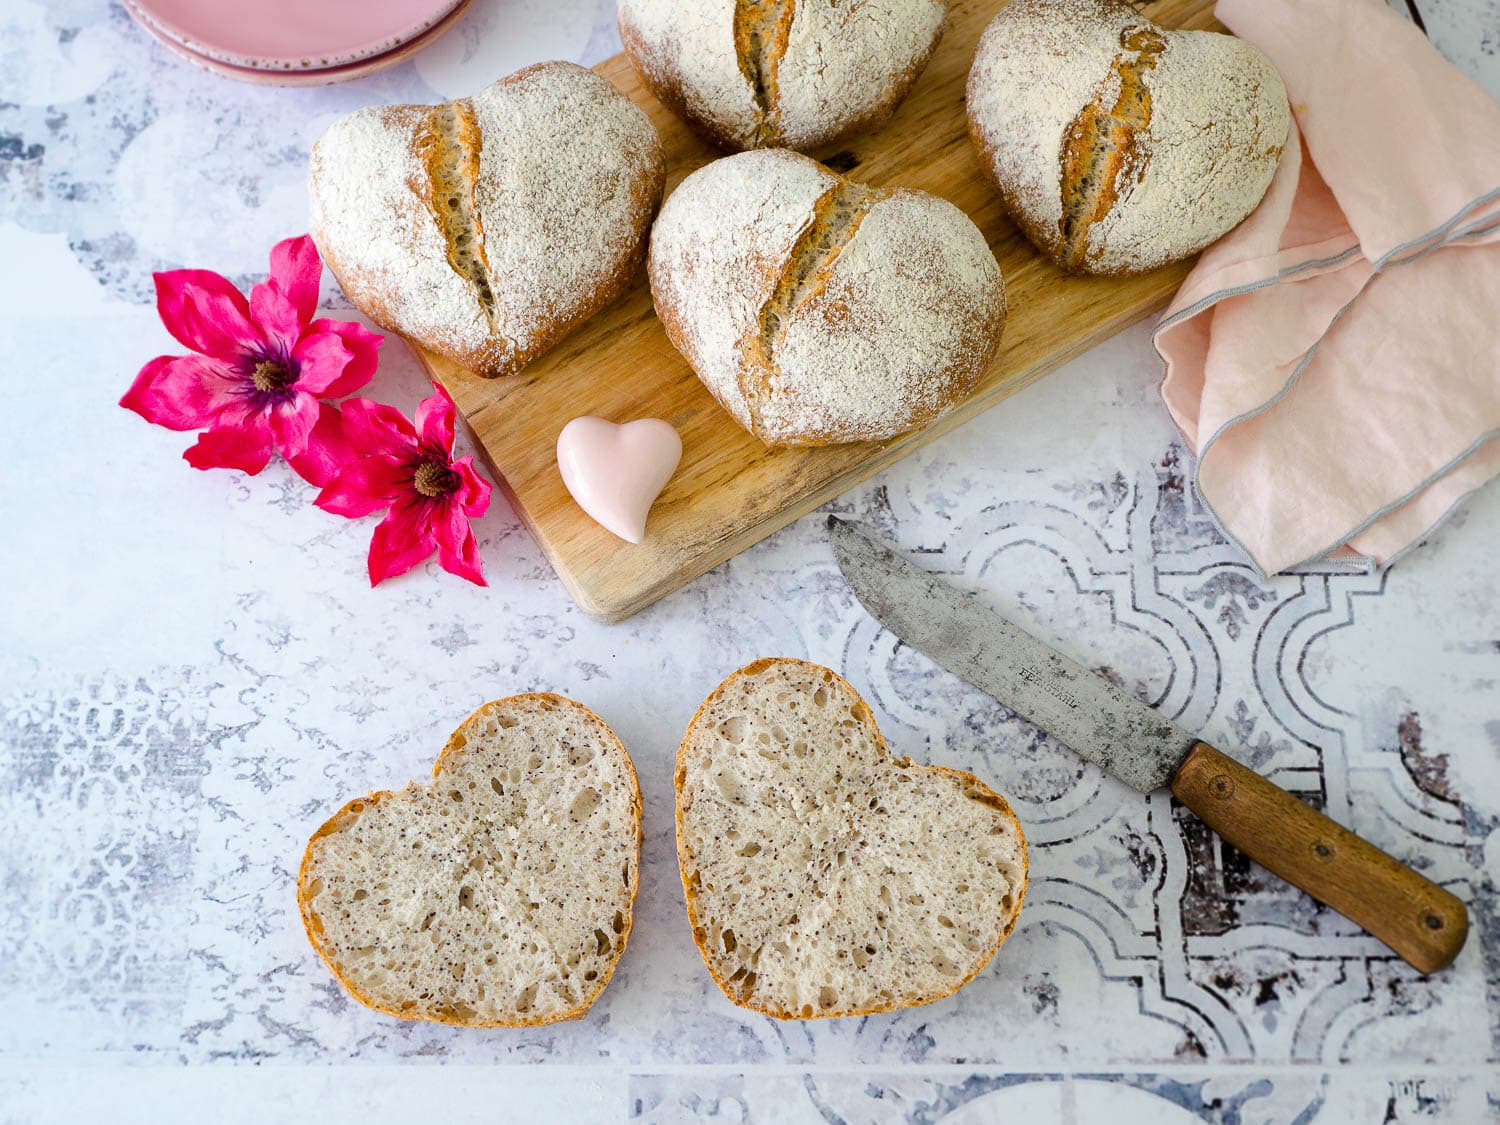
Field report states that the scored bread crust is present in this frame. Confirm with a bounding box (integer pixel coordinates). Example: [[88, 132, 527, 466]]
[[618, 0, 948, 154], [297, 693, 643, 1028], [309, 61, 666, 378], [649, 149, 1006, 446], [965, 0, 1289, 277], [674, 658, 1029, 1020]]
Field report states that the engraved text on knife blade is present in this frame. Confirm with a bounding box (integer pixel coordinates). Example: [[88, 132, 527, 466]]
[[1017, 665, 1080, 709]]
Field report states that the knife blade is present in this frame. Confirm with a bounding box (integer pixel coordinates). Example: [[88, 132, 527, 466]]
[[827, 516, 1469, 974], [827, 515, 1193, 792]]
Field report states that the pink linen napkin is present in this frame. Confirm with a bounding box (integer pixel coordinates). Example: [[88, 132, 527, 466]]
[[1153, 0, 1500, 575]]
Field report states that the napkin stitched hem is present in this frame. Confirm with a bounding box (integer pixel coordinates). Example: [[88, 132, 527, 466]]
[[1153, 185, 1500, 577]]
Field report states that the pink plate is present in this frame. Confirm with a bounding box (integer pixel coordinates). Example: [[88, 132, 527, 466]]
[[127, 0, 465, 71], [127, 0, 471, 86]]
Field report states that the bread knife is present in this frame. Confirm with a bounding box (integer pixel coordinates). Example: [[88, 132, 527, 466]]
[[827, 516, 1468, 974]]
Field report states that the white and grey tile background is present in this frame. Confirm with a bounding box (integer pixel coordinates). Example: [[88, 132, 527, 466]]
[[1, 1, 1497, 1122]]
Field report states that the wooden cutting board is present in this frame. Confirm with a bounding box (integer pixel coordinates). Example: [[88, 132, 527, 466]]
[[415, 0, 1218, 622]]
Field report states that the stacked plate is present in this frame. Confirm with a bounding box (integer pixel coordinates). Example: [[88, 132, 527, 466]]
[[124, 0, 472, 85]]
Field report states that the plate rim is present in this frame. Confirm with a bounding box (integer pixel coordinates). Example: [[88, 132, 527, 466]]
[[125, 0, 472, 85], [124, 0, 466, 71]]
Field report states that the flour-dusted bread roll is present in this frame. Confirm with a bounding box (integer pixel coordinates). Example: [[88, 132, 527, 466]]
[[618, 0, 947, 152], [298, 694, 641, 1027], [308, 61, 665, 378], [649, 149, 1005, 446], [676, 659, 1028, 1019], [966, 0, 1289, 276]]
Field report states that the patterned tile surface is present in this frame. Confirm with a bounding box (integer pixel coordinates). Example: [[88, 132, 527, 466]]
[[1, 1, 1497, 1121]]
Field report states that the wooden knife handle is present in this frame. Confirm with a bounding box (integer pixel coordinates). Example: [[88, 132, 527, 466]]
[[1171, 742, 1468, 974]]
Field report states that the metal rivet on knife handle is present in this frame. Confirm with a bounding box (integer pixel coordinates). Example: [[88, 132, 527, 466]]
[[1170, 743, 1469, 975]]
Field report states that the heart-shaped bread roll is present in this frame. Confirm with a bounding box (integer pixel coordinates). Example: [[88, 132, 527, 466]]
[[966, 0, 1289, 276], [676, 659, 1028, 1019], [618, 0, 948, 153], [650, 149, 1006, 446], [308, 61, 665, 378], [298, 695, 641, 1027]]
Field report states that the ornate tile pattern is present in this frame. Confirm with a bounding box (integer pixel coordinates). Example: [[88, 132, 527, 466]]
[[1, 0, 1496, 1119]]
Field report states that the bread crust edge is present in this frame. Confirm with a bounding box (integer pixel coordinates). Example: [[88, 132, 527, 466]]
[[751, 183, 1009, 447], [649, 151, 1008, 449], [618, 3, 948, 155], [296, 692, 644, 1029], [964, 5, 1288, 279], [673, 656, 1030, 1020], [310, 62, 667, 380]]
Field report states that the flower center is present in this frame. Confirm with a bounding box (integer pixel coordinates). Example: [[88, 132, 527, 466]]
[[251, 360, 294, 394], [414, 460, 458, 499]]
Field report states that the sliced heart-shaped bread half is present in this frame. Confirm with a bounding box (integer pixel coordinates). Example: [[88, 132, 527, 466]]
[[298, 694, 641, 1027], [309, 61, 665, 378], [676, 659, 1028, 1019], [966, 0, 1289, 275]]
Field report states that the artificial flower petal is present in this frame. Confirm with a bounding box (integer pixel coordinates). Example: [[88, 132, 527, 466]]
[[415, 381, 457, 454], [339, 396, 418, 456], [428, 491, 485, 571], [291, 331, 355, 397], [183, 413, 275, 475], [437, 521, 487, 586], [322, 386, 493, 589], [131, 236, 397, 495], [367, 504, 438, 586], [268, 390, 322, 459], [168, 279, 262, 362], [451, 455, 492, 518], [308, 318, 383, 398], [315, 454, 411, 518], [249, 278, 304, 349], [286, 401, 356, 488], [182, 286, 264, 363], [152, 269, 252, 357], [120, 354, 240, 431], [267, 235, 323, 326]]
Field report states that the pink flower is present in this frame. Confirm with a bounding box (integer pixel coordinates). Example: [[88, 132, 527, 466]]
[[120, 235, 383, 486], [315, 383, 491, 587]]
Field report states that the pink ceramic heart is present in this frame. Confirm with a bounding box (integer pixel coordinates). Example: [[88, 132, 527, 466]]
[[557, 417, 682, 544]]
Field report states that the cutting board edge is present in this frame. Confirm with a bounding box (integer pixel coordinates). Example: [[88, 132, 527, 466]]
[[414, 284, 1177, 623], [404, 0, 1222, 622]]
